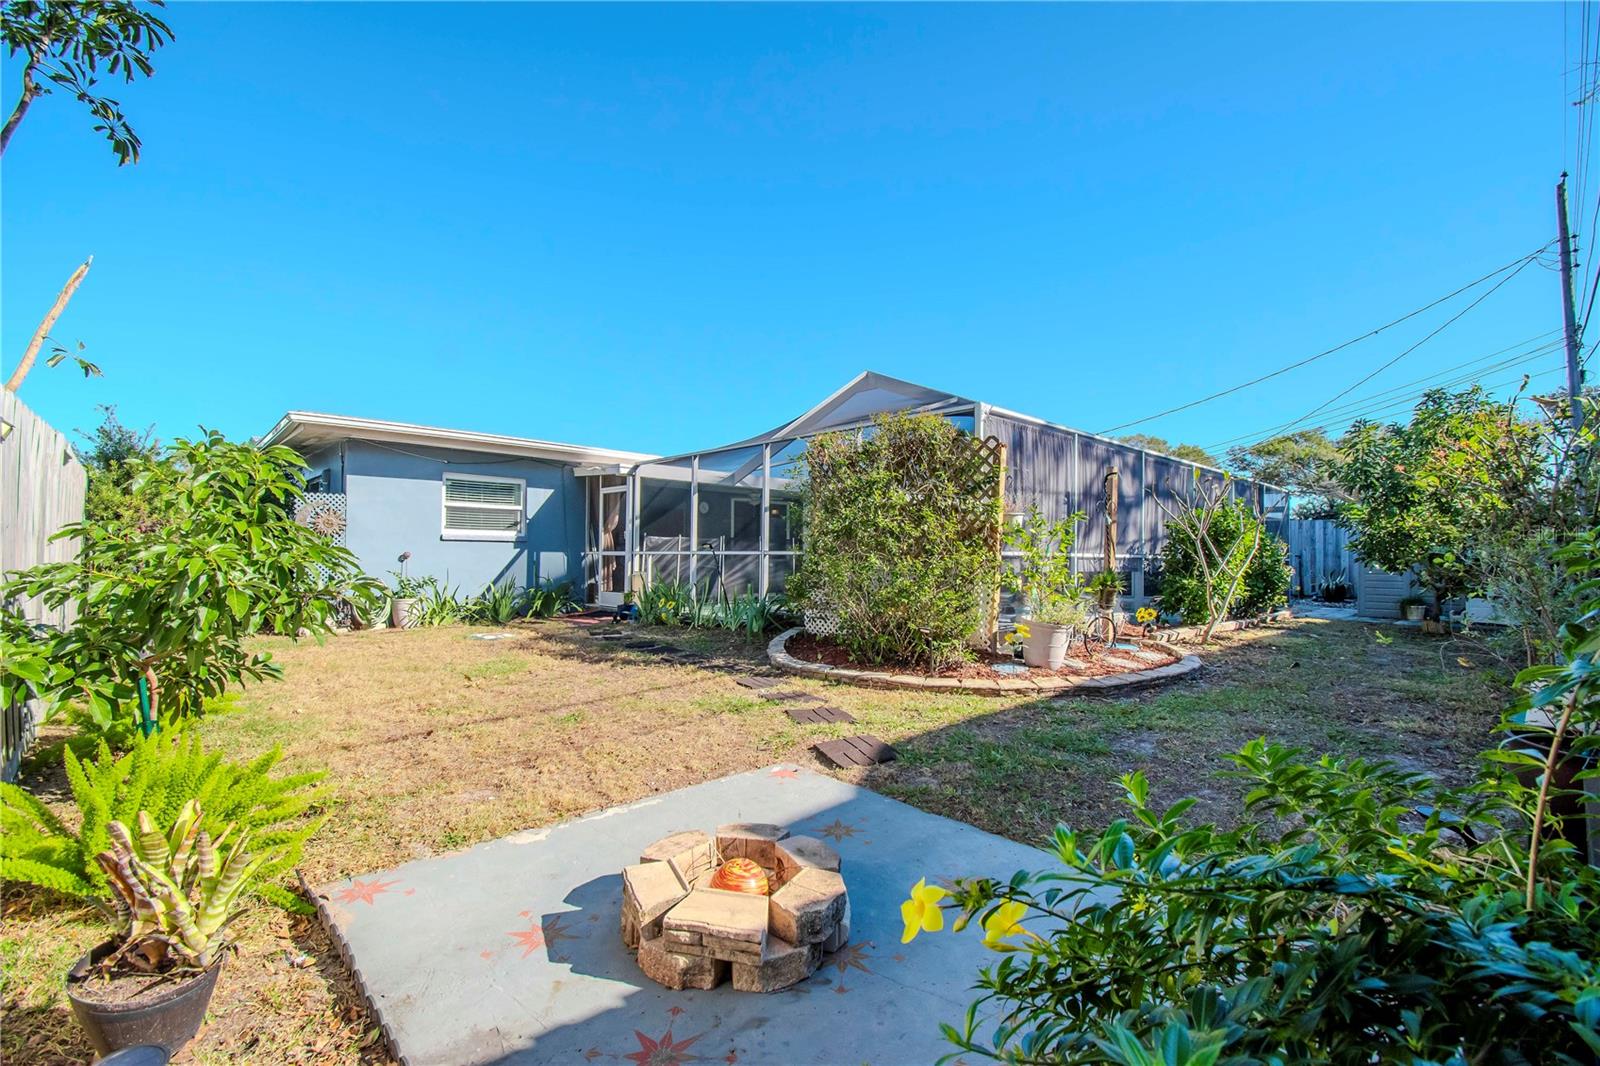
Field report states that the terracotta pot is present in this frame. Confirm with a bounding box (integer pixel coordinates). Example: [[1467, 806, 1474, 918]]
[[67, 941, 222, 1057], [1020, 620, 1073, 670]]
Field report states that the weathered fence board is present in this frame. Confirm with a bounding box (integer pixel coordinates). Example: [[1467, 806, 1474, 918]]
[[1, 389, 87, 781], [1283, 518, 1356, 598]]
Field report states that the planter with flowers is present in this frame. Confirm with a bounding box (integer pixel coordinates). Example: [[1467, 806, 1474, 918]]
[[1003, 506, 1092, 670]]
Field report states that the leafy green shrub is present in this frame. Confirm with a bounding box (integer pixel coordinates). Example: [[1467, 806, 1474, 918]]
[[911, 740, 1599, 1065], [1004, 506, 1091, 626], [520, 579, 578, 619], [790, 413, 1002, 670], [467, 580, 522, 624], [1158, 492, 1289, 627], [633, 579, 790, 638], [1, 726, 326, 912], [636, 579, 692, 626], [2, 432, 383, 735]]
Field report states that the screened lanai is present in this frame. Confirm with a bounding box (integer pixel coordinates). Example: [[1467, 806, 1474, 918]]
[[575, 372, 1286, 608]]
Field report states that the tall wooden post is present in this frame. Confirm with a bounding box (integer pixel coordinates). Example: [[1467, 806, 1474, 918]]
[[1101, 467, 1119, 609], [990, 442, 1007, 651]]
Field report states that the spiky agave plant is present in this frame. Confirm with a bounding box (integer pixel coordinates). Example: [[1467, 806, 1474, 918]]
[[95, 799, 264, 973]]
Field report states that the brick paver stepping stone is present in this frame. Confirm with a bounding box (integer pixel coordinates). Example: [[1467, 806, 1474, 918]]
[[784, 704, 857, 725], [1129, 649, 1167, 662], [736, 676, 785, 691], [812, 734, 897, 768]]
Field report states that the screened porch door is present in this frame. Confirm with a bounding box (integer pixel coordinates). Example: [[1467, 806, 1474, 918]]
[[596, 484, 628, 607]]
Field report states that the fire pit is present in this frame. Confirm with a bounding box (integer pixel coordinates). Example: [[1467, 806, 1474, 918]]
[[620, 822, 849, 993]]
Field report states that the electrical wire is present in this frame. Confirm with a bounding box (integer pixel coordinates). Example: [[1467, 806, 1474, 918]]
[[1097, 244, 1556, 436], [1213, 345, 1564, 453], [1202, 333, 1563, 451], [1266, 253, 1544, 441]]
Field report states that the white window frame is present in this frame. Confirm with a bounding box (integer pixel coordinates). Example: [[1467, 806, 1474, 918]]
[[440, 471, 525, 542]]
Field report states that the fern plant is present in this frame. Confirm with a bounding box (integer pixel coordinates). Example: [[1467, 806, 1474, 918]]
[[1, 726, 326, 911]]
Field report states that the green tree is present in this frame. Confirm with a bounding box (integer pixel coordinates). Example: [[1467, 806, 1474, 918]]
[[1335, 388, 1553, 609], [3, 431, 383, 736], [1, 0, 172, 163], [76, 403, 158, 524], [1226, 428, 1346, 518], [1116, 433, 1219, 466]]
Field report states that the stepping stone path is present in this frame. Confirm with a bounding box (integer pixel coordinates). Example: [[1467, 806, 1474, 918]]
[[784, 705, 856, 725], [736, 676, 785, 691], [812, 734, 898, 768]]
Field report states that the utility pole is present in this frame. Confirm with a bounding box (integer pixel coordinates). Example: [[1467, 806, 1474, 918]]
[[1558, 173, 1585, 430]]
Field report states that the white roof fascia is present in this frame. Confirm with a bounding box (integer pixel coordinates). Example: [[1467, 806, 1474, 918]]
[[261, 412, 656, 467]]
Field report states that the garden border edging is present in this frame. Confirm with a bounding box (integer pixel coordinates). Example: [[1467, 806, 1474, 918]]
[[767, 628, 1201, 695]]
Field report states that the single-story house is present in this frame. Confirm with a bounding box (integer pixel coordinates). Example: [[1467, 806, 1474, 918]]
[[262, 372, 1286, 606]]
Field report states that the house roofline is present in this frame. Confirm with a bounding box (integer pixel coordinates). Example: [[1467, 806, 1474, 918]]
[[260, 411, 657, 467]]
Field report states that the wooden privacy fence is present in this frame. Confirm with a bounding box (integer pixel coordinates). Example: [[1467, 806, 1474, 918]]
[[1, 389, 87, 781], [1283, 518, 1357, 598]]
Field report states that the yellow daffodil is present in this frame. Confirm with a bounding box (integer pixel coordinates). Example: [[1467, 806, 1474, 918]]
[[900, 878, 949, 943], [981, 900, 1030, 950]]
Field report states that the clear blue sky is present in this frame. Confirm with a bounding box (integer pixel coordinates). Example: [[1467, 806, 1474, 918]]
[[0, 3, 1575, 460]]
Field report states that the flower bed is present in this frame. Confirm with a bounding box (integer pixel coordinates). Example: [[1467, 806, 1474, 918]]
[[768, 628, 1201, 694]]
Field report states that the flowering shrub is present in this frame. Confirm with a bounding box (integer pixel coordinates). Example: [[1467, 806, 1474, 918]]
[[901, 737, 1600, 1064]]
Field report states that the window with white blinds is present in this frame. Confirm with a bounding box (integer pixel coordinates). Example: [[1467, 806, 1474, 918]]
[[442, 474, 524, 538]]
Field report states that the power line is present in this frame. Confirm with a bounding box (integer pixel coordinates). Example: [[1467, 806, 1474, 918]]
[[1097, 244, 1556, 436], [1268, 253, 1544, 439], [1265, 365, 1563, 445], [1213, 343, 1564, 452], [1206, 335, 1564, 451]]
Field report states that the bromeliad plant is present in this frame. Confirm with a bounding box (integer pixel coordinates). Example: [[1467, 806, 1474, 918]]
[[96, 800, 262, 974]]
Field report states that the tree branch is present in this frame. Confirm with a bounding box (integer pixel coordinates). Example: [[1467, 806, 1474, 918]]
[[5, 257, 92, 392]]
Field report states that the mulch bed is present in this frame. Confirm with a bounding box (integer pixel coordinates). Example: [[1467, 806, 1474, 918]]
[[785, 633, 1181, 680]]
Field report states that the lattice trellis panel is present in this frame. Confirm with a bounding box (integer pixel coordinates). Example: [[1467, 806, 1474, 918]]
[[296, 492, 348, 545]]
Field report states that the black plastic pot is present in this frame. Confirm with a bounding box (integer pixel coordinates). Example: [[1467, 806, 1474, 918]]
[[66, 941, 222, 1057], [1503, 727, 1596, 865]]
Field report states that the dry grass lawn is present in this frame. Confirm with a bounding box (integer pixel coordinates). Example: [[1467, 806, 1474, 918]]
[[1, 616, 1511, 1063]]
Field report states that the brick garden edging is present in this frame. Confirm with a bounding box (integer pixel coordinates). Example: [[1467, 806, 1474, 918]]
[[766, 627, 1201, 695]]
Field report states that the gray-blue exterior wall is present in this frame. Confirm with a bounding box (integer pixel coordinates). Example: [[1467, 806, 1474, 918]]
[[337, 439, 586, 592]]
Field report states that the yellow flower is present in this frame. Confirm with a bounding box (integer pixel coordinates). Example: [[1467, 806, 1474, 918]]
[[900, 878, 949, 943], [1013, 623, 1032, 641], [981, 900, 1029, 949], [1135, 606, 1157, 624]]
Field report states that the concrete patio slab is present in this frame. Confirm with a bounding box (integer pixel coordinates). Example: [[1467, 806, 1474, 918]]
[[307, 765, 1056, 1066]]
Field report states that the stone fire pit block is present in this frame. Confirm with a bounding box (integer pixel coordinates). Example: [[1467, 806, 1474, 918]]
[[620, 861, 687, 948], [661, 887, 768, 964], [639, 829, 715, 886], [638, 936, 727, 991], [769, 867, 847, 945], [716, 822, 788, 868], [732, 934, 820, 993], [775, 835, 841, 875]]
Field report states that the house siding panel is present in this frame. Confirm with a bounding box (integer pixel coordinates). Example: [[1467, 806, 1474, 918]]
[[342, 440, 584, 592]]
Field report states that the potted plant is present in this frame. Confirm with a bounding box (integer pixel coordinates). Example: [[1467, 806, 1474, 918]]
[[1004, 507, 1090, 670], [67, 801, 263, 1056], [390, 556, 424, 629], [1086, 569, 1126, 616], [1398, 593, 1427, 622]]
